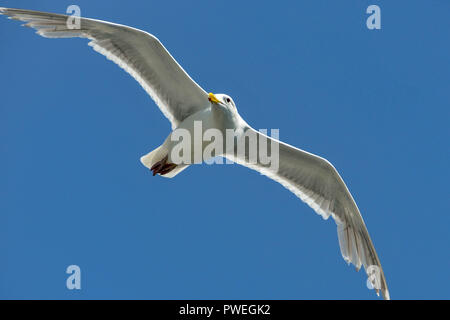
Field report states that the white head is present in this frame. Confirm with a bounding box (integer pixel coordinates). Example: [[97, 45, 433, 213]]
[[208, 92, 237, 111], [207, 92, 248, 129]]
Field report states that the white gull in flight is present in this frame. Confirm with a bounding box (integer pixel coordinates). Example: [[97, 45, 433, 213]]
[[0, 7, 389, 299]]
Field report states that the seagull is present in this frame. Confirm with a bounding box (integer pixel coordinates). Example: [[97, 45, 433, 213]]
[[0, 7, 389, 299]]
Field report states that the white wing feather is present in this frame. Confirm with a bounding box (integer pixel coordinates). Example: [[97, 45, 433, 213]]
[[0, 7, 209, 128], [228, 127, 390, 300]]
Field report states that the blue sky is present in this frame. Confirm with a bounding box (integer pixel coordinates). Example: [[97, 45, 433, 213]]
[[1, 0, 449, 299]]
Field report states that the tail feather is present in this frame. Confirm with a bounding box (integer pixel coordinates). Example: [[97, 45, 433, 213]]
[[140, 146, 189, 178], [140, 146, 165, 169]]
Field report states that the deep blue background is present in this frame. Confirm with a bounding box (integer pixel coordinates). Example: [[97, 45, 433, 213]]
[[1, 0, 449, 299]]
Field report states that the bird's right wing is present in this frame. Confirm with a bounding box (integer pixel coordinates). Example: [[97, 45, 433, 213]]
[[227, 127, 390, 299], [0, 7, 209, 128]]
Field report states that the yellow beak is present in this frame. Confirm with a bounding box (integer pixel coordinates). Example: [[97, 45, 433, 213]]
[[208, 92, 221, 104]]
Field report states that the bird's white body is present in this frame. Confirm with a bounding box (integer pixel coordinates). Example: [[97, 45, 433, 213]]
[[164, 103, 238, 163], [143, 95, 251, 172], [0, 7, 390, 299]]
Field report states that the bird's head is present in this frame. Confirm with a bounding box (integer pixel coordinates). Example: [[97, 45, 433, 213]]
[[208, 93, 236, 111]]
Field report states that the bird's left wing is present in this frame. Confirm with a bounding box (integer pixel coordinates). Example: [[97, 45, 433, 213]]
[[0, 7, 209, 128], [226, 127, 390, 299]]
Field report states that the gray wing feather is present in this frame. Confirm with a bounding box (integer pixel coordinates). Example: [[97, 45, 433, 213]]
[[0, 7, 209, 128], [228, 127, 390, 300]]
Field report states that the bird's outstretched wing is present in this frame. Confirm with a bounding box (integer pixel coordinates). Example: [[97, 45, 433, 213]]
[[0, 7, 209, 128], [227, 127, 390, 300]]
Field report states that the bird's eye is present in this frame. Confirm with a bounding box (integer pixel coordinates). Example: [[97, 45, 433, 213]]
[[226, 97, 231, 103]]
